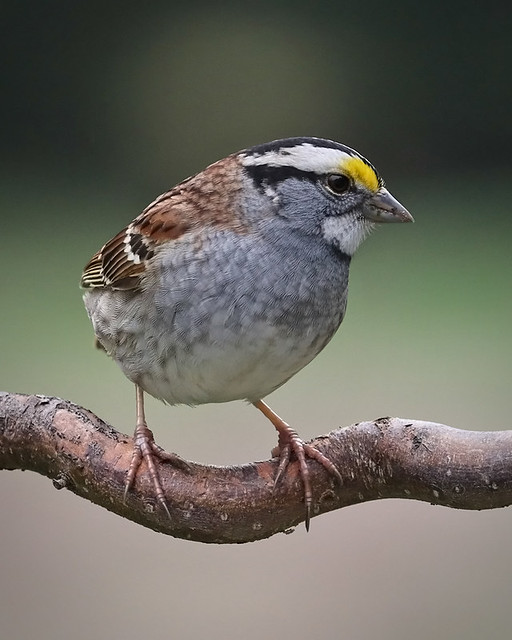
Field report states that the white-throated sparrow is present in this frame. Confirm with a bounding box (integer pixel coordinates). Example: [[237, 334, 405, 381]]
[[81, 137, 413, 528]]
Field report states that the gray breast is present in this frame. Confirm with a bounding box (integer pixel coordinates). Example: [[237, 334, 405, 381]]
[[85, 227, 351, 405]]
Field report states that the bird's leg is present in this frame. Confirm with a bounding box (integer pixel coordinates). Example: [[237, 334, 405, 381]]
[[252, 399, 342, 531], [124, 384, 191, 517]]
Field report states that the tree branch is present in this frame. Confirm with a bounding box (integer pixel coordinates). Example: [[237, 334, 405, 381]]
[[1, 391, 511, 543]]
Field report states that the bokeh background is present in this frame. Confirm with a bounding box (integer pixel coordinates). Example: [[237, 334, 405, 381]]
[[2, 2, 512, 639]]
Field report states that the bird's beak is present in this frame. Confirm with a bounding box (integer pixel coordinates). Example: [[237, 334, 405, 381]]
[[363, 188, 414, 223]]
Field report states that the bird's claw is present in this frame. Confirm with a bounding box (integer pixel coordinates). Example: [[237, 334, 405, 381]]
[[124, 422, 191, 518], [272, 428, 341, 531]]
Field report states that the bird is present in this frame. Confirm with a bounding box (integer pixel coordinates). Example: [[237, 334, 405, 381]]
[[81, 136, 413, 529]]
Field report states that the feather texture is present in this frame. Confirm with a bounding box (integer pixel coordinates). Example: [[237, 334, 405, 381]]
[[81, 155, 247, 290]]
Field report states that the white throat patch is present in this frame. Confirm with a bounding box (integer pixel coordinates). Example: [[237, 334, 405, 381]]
[[322, 215, 374, 256]]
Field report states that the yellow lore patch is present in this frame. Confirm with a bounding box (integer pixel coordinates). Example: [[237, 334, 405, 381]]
[[340, 156, 379, 192]]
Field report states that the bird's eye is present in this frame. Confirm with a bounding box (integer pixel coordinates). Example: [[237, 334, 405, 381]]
[[325, 173, 351, 195]]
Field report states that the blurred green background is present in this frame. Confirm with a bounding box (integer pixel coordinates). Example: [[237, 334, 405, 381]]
[[2, 2, 512, 639]]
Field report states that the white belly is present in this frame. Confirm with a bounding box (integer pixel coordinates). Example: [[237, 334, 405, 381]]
[[139, 320, 323, 405]]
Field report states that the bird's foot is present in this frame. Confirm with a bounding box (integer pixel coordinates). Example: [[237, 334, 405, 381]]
[[253, 400, 341, 529], [124, 421, 191, 518], [271, 427, 342, 530]]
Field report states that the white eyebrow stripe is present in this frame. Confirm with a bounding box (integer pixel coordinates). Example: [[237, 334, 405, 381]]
[[241, 143, 353, 175]]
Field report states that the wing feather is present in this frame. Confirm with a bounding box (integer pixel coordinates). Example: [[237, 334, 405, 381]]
[[80, 155, 246, 291]]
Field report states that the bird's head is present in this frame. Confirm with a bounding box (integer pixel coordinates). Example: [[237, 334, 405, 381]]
[[240, 137, 413, 256]]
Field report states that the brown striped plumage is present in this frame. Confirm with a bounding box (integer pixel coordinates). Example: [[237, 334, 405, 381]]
[[81, 154, 247, 290]]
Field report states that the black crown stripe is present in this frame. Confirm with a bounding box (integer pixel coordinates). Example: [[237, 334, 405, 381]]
[[244, 137, 355, 156]]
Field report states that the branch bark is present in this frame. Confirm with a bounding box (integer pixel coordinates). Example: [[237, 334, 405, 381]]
[[1, 391, 511, 543]]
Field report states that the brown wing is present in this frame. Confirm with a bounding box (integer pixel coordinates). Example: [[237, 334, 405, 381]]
[[80, 231, 147, 291], [80, 155, 246, 291], [80, 190, 189, 291]]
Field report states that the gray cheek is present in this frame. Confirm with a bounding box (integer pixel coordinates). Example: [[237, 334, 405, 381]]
[[239, 173, 280, 224]]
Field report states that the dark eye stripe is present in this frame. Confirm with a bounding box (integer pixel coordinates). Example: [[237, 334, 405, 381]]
[[245, 164, 318, 190]]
